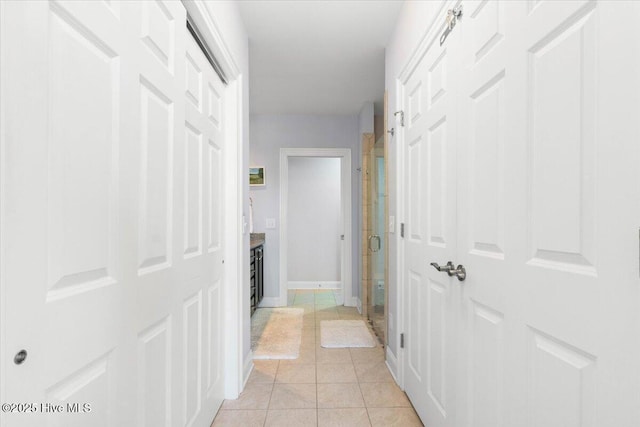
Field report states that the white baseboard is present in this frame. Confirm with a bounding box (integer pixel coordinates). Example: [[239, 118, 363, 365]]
[[243, 351, 254, 389], [386, 347, 399, 385], [334, 290, 344, 306], [349, 296, 362, 313], [259, 297, 283, 307], [288, 281, 341, 290]]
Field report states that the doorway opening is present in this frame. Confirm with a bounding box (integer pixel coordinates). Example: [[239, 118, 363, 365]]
[[279, 148, 352, 307]]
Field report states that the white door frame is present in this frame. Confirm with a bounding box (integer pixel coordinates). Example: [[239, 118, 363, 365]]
[[394, 77, 407, 390], [279, 148, 353, 307], [180, 1, 246, 399]]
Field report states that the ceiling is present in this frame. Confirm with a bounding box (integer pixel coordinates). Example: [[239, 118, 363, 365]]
[[237, 1, 403, 115]]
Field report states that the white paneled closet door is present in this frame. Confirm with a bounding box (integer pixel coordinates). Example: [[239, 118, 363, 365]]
[[183, 24, 226, 427], [0, 1, 225, 426], [401, 4, 461, 425], [455, 1, 515, 426], [456, 1, 640, 426], [401, 0, 640, 426]]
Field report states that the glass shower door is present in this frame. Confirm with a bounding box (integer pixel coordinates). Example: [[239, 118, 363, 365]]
[[366, 135, 386, 344]]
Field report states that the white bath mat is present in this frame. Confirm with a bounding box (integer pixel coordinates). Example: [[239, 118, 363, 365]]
[[252, 308, 304, 359], [320, 320, 377, 348]]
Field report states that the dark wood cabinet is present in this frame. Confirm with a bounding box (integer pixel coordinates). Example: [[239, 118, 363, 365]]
[[250, 244, 264, 316]]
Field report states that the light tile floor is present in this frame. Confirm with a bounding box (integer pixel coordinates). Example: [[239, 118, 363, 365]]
[[211, 290, 423, 427]]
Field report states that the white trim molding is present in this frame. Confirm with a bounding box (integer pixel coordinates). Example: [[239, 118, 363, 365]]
[[183, 1, 241, 77], [279, 148, 353, 308], [288, 281, 341, 290], [353, 297, 362, 314], [386, 347, 399, 385], [258, 297, 282, 308], [242, 350, 254, 389]]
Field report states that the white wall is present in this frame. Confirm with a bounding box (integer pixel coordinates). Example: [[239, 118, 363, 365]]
[[249, 115, 360, 304], [288, 157, 341, 283], [385, 1, 446, 365]]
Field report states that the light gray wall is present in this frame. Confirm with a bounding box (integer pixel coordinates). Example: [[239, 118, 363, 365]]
[[385, 1, 441, 364], [249, 114, 360, 304], [359, 102, 374, 135], [288, 157, 341, 283]]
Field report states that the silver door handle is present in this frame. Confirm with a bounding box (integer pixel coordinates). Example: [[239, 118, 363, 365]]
[[430, 261, 454, 273], [430, 262, 466, 281], [446, 264, 466, 281]]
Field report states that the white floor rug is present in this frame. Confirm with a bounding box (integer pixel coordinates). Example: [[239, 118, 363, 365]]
[[320, 320, 377, 348], [252, 308, 304, 359]]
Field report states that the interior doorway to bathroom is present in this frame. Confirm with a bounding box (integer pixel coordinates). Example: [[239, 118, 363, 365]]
[[279, 148, 353, 307]]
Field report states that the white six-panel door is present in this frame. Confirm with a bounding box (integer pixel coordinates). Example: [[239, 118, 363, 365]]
[[402, 5, 460, 424], [402, 1, 640, 426], [457, 2, 640, 426], [455, 1, 512, 426], [1, 1, 225, 426]]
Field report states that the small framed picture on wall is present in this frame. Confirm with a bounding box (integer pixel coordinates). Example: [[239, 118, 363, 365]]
[[249, 166, 266, 186]]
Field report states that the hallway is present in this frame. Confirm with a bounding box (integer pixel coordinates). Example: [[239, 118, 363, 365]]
[[2, 2, 640, 426], [212, 290, 422, 427]]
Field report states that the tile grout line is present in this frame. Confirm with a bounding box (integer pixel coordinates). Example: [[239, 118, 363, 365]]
[[266, 360, 279, 410], [355, 362, 370, 422]]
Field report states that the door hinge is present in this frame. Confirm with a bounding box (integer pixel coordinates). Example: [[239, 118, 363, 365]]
[[400, 333, 405, 349], [340, 234, 344, 241], [400, 223, 405, 238]]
